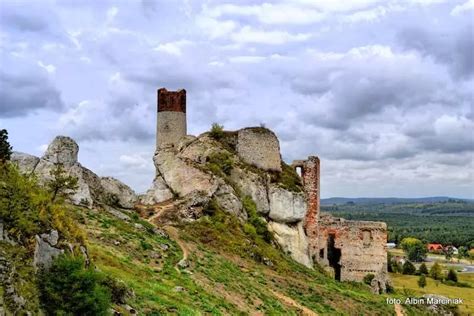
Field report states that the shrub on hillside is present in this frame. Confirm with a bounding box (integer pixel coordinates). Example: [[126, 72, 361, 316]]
[[446, 268, 458, 282], [402, 261, 416, 275], [418, 274, 427, 288], [207, 151, 233, 176], [209, 123, 225, 140], [363, 273, 375, 285], [430, 262, 443, 280], [37, 255, 111, 315], [242, 196, 273, 243], [418, 262, 428, 275], [0, 163, 84, 244]]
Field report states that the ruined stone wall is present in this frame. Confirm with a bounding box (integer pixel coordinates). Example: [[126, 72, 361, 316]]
[[298, 157, 320, 260], [236, 127, 282, 172], [156, 88, 187, 150], [317, 214, 387, 282]]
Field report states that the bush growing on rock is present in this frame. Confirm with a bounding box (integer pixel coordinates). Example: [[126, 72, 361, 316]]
[[207, 151, 233, 176], [37, 255, 111, 315], [46, 163, 79, 202], [209, 123, 225, 140], [242, 196, 273, 243]]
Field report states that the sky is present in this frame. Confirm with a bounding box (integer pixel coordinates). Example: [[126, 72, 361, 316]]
[[0, 0, 473, 198]]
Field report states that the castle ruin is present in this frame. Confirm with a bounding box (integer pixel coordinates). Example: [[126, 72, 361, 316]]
[[154, 88, 388, 285], [156, 88, 187, 150]]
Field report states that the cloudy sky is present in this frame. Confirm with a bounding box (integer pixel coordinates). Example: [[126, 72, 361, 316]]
[[0, 0, 473, 198]]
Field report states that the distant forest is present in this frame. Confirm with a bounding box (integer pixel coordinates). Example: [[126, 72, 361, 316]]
[[321, 200, 474, 248]]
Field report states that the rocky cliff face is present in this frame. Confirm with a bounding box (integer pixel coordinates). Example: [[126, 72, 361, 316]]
[[11, 136, 138, 210], [141, 128, 312, 267]]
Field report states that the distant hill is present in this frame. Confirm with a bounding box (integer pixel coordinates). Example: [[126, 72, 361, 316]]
[[320, 196, 474, 206]]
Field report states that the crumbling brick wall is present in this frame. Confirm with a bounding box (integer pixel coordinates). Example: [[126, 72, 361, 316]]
[[317, 214, 388, 282], [293, 157, 320, 260], [292, 156, 387, 283]]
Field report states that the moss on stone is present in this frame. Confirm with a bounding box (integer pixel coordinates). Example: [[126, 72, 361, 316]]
[[271, 162, 303, 193]]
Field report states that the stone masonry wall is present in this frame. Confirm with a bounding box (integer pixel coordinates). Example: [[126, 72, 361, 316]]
[[236, 127, 282, 172], [317, 214, 387, 282]]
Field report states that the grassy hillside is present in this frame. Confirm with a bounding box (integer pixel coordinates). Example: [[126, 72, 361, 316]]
[[71, 203, 434, 315], [390, 273, 474, 315]]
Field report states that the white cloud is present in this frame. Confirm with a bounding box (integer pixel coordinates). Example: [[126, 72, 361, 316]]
[[153, 40, 192, 56], [106, 6, 118, 24], [206, 3, 325, 25], [231, 26, 311, 45], [37, 61, 56, 73], [119, 153, 149, 169], [196, 16, 237, 39], [451, 0, 474, 15], [229, 55, 266, 63]]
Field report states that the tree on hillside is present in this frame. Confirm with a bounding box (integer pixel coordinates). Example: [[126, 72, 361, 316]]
[[418, 274, 427, 288], [38, 255, 111, 315], [418, 262, 429, 275], [400, 237, 427, 262], [444, 246, 454, 261], [446, 268, 458, 282], [46, 163, 79, 202], [429, 262, 443, 280], [458, 246, 468, 260], [402, 260, 416, 275], [0, 129, 12, 162]]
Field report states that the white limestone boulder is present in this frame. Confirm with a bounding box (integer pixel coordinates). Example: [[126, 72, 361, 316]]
[[140, 175, 174, 204], [268, 221, 312, 268], [268, 185, 306, 223], [100, 176, 138, 209], [230, 167, 270, 214], [10, 152, 40, 174], [153, 149, 218, 198], [42, 136, 78, 166]]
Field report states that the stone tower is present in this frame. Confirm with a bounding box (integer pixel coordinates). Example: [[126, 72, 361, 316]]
[[156, 88, 187, 151]]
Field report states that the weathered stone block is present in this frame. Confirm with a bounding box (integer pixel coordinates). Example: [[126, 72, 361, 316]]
[[268, 185, 306, 223], [236, 127, 282, 172]]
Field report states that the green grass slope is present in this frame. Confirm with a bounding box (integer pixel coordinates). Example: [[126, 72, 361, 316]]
[[74, 204, 430, 315]]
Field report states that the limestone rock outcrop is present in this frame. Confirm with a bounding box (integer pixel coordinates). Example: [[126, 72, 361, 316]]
[[269, 222, 312, 267], [230, 168, 270, 214], [100, 177, 138, 209], [42, 136, 79, 166], [11, 136, 138, 209], [33, 230, 64, 270], [268, 186, 306, 223], [10, 152, 39, 174], [142, 129, 310, 266]]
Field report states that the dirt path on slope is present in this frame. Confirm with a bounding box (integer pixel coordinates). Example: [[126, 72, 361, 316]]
[[394, 303, 405, 316], [163, 226, 189, 272], [269, 289, 318, 316]]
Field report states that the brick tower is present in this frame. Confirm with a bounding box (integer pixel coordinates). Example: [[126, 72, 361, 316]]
[[156, 88, 187, 151]]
